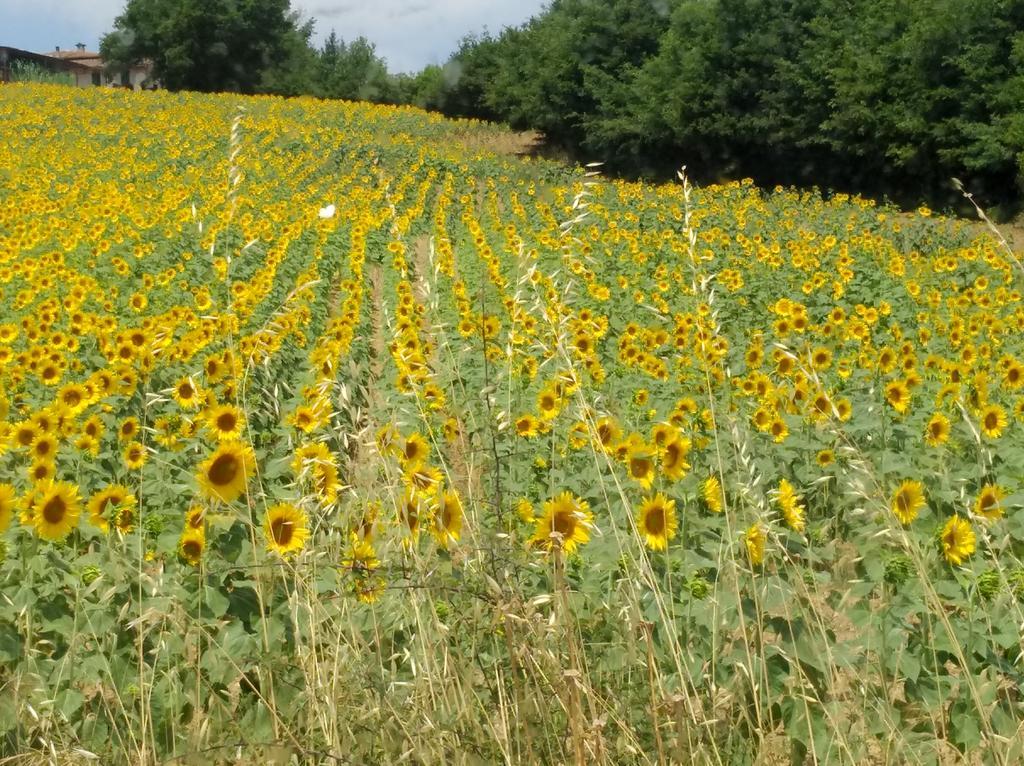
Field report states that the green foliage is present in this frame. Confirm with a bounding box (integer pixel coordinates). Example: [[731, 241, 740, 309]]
[[100, 0, 303, 93], [436, 0, 1024, 211], [9, 61, 74, 85], [314, 31, 396, 103]]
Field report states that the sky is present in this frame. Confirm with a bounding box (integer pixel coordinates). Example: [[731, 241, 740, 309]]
[[0, 0, 548, 73]]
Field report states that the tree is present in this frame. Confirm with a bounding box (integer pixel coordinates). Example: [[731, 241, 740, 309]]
[[101, 0, 304, 93], [259, 14, 318, 96], [436, 34, 505, 121], [315, 33, 394, 102]]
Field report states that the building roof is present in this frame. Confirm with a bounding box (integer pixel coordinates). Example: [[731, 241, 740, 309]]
[[0, 46, 93, 73], [48, 49, 100, 59], [45, 50, 104, 68]]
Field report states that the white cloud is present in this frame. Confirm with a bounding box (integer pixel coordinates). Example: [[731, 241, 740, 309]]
[[1, 0, 547, 72], [297, 0, 547, 72]]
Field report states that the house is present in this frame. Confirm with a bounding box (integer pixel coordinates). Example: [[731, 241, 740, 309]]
[[46, 44, 154, 90], [0, 45, 92, 83]]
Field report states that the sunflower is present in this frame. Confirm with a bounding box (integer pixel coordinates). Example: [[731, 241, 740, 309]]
[[11, 421, 39, 450], [57, 383, 89, 415], [87, 485, 137, 533], [123, 440, 148, 470], [0, 483, 16, 531], [292, 442, 341, 505], [342, 532, 381, 575], [353, 576, 386, 604], [401, 432, 430, 466], [776, 479, 805, 533], [816, 449, 835, 467], [745, 523, 766, 567], [891, 480, 925, 525], [625, 442, 657, 489], [118, 417, 140, 442], [531, 491, 593, 554], [27, 459, 55, 484], [810, 347, 832, 371], [637, 493, 678, 551], [884, 380, 912, 414], [81, 415, 104, 441], [32, 480, 81, 542], [1004, 361, 1024, 390], [197, 441, 255, 503], [204, 404, 246, 441], [399, 489, 427, 541], [940, 515, 976, 566], [660, 436, 691, 481], [289, 404, 323, 433], [376, 424, 401, 457], [973, 484, 1005, 522], [263, 503, 309, 556], [172, 376, 203, 410], [703, 475, 725, 513], [185, 505, 206, 530], [405, 464, 443, 497], [537, 386, 562, 421], [979, 404, 1008, 439], [769, 417, 789, 443], [516, 497, 536, 523], [924, 412, 951, 447], [178, 527, 205, 566], [433, 490, 464, 546], [29, 433, 58, 464], [515, 414, 540, 438], [594, 417, 621, 452]]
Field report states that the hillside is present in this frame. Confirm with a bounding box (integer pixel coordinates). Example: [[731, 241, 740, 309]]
[[1, 83, 1024, 764]]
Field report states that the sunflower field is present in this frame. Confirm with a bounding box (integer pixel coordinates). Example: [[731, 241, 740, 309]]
[[2, 83, 1024, 764]]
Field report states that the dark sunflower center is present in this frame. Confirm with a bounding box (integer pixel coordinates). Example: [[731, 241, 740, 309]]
[[664, 443, 681, 468], [552, 510, 575, 537], [271, 517, 293, 545], [179, 383, 194, 399], [630, 457, 650, 478], [645, 506, 666, 535], [182, 539, 202, 558], [43, 496, 67, 524], [208, 454, 239, 486], [985, 413, 998, 430], [217, 413, 237, 431]]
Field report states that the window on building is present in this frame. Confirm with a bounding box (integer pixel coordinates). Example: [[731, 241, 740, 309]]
[[92, 72, 100, 86], [121, 70, 130, 87]]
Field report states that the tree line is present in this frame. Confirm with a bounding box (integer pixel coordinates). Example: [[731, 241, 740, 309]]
[[102, 0, 1024, 212]]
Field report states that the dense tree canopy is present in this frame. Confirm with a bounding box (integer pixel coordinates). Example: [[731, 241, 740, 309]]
[[101, 0, 300, 93], [432, 0, 1024, 211]]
